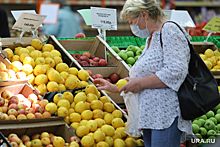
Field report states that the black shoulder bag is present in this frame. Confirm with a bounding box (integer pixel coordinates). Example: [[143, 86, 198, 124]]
[[160, 21, 220, 120]]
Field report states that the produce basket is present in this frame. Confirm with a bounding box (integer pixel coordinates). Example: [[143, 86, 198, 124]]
[[106, 36, 137, 48]]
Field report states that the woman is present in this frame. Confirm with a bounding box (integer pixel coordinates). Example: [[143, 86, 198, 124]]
[[93, 0, 193, 146]]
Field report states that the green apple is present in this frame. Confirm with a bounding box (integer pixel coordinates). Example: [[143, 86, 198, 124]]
[[126, 51, 134, 58], [207, 130, 216, 137], [204, 120, 216, 131], [140, 45, 145, 50], [216, 109, 220, 114], [127, 64, 132, 68], [120, 50, 127, 53], [135, 46, 140, 51], [192, 124, 200, 134], [126, 45, 136, 52], [199, 127, 207, 136], [136, 49, 142, 56], [208, 117, 218, 125], [192, 120, 202, 127], [198, 119, 205, 126], [126, 57, 136, 65], [111, 46, 120, 53], [198, 115, 207, 120], [215, 114, 220, 123], [134, 55, 140, 61], [118, 52, 128, 61], [206, 110, 215, 118], [194, 133, 202, 140], [213, 103, 220, 112], [217, 124, 220, 131]]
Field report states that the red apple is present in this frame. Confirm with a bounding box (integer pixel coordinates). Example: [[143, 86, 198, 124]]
[[35, 112, 43, 118], [15, 72, 26, 79], [35, 106, 45, 114], [75, 33, 85, 38], [32, 134, 40, 140], [69, 136, 80, 144], [8, 133, 18, 140], [1, 90, 11, 99], [17, 114, 27, 119], [8, 109, 18, 117], [91, 55, 96, 59], [32, 103, 40, 111], [99, 59, 108, 66], [8, 98, 19, 106], [91, 75, 97, 79], [26, 108, 35, 114], [50, 136, 56, 144], [26, 113, 35, 119], [10, 95, 19, 102], [21, 135, 30, 143], [1, 105, 8, 113], [18, 109, 26, 115], [79, 55, 89, 63], [104, 78, 112, 83], [8, 115, 16, 120], [18, 103, 26, 110], [10, 142, 18, 147], [90, 61, 99, 66], [89, 59, 93, 63], [95, 74, 103, 79], [93, 57, 100, 62], [85, 70, 92, 76], [80, 61, 89, 66], [82, 52, 91, 58], [9, 104, 19, 111], [110, 73, 120, 83], [0, 112, 5, 120], [0, 97, 5, 106], [39, 99, 49, 108], [46, 144, 54, 147], [72, 53, 81, 60]]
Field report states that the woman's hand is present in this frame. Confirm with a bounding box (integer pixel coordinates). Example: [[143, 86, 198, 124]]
[[119, 77, 142, 94], [93, 78, 119, 93]]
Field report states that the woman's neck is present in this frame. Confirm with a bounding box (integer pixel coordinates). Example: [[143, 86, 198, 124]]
[[148, 17, 168, 35]]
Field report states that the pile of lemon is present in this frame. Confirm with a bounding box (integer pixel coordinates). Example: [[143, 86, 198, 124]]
[[45, 84, 144, 147], [3, 39, 90, 95], [200, 49, 220, 71]]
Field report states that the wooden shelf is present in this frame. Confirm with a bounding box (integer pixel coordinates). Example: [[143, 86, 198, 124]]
[[81, 24, 130, 31], [175, 1, 220, 7]]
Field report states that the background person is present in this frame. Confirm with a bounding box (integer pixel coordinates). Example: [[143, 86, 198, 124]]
[[40, 0, 84, 38], [0, 6, 10, 38], [93, 0, 193, 146]]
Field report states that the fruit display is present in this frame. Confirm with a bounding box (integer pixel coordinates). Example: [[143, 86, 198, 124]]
[[86, 69, 120, 84], [42, 83, 144, 147], [3, 132, 80, 147], [192, 103, 220, 144], [0, 90, 52, 120], [111, 45, 145, 67], [1, 39, 91, 96], [71, 52, 108, 67]]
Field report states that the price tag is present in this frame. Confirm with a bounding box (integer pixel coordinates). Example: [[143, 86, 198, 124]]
[[202, 17, 220, 33], [162, 10, 172, 20], [91, 7, 117, 30], [12, 12, 46, 31]]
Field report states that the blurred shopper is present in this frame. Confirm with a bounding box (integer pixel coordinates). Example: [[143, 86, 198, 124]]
[[93, 0, 193, 147], [41, 0, 84, 38], [0, 6, 10, 38]]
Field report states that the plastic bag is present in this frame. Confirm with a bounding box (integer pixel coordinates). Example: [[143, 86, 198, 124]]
[[120, 91, 141, 137]]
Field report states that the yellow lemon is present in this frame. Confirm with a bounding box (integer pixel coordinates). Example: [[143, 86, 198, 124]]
[[80, 81, 89, 87], [101, 125, 115, 137], [20, 53, 30, 62], [57, 106, 69, 117], [94, 130, 106, 142], [199, 54, 207, 60], [214, 49, 220, 57], [37, 84, 47, 96], [60, 71, 69, 80], [14, 47, 22, 55], [78, 69, 90, 81], [86, 93, 98, 103], [86, 102, 91, 110], [93, 109, 104, 119], [74, 92, 87, 104], [23, 57, 35, 68], [111, 118, 124, 129], [68, 67, 78, 75], [53, 56, 63, 65], [116, 79, 128, 90], [63, 91, 73, 103], [70, 102, 75, 109], [105, 136, 114, 147], [65, 76, 77, 90], [96, 141, 109, 147], [26, 46, 35, 53], [11, 55, 20, 62], [35, 57, 45, 65], [80, 120, 88, 126], [91, 100, 103, 110], [58, 84, 66, 91], [53, 93, 65, 104], [45, 57, 55, 68], [34, 74, 48, 85], [207, 58, 216, 67], [81, 110, 93, 120], [47, 81, 59, 92], [4, 48, 13, 58], [34, 65, 46, 76], [75, 101, 87, 114], [86, 120, 98, 132], [10, 61, 23, 73], [43, 64, 50, 72], [204, 60, 212, 70], [57, 99, 70, 109], [103, 102, 115, 113], [85, 84, 99, 96], [70, 122, 80, 130], [31, 39, 43, 50], [113, 139, 125, 147], [116, 127, 127, 139], [112, 131, 122, 140], [64, 116, 70, 125], [42, 44, 54, 52], [81, 135, 94, 147], [51, 50, 61, 57], [68, 108, 75, 115], [100, 96, 111, 104], [18, 48, 29, 56], [53, 136, 65, 147], [70, 113, 81, 122], [204, 49, 214, 58], [104, 113, 114, 125], [45, 102, 57, 114], [21, 64, 33, 75], [125, 138, 138, 147], [27, 74, 35, 86], [76, 126, 90, 138], [42, 51, 54, 59], [112, 110, 122, 118], [95, 118, 106, 128], [48, 70, 61, 83], [56, 63, 69, 73], [136, 139, 145, 146], [30, 50, 42, 60]]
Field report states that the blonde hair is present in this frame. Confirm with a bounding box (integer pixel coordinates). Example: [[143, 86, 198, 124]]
[[120, 0, 166, 22]]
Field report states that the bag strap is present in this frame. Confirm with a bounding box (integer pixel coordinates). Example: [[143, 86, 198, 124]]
[[160, 21, 191, 49]]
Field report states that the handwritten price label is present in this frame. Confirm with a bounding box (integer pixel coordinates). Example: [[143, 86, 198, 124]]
[[202, 17, 220, 33]]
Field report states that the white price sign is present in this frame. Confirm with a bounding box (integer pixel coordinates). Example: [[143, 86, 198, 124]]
[[91, 7, 117, 30], [12, 12, 47, 31]]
